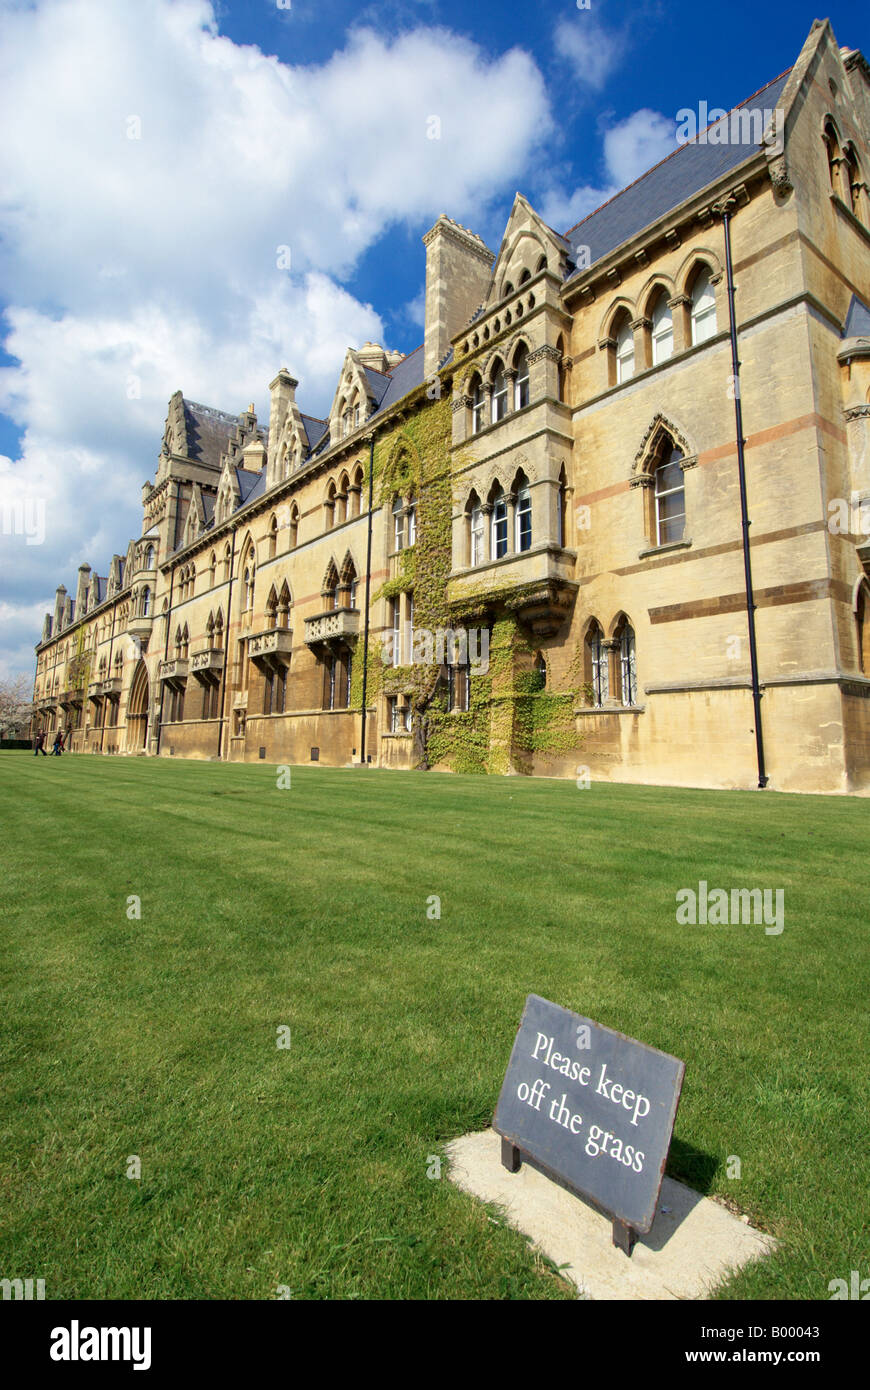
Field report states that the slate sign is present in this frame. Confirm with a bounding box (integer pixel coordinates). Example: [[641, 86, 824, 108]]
[[493, 994, 685, 1236]]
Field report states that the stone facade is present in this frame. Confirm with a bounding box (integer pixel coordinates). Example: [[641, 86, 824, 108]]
[[31, 21, 870, 792]]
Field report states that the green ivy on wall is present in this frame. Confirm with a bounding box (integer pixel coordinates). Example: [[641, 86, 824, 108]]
[[356, 386, 585, 773]]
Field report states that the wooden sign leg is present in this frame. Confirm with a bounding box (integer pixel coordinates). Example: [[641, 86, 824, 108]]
[[612, 1219, 636, 1256], [500, 1138, 522, 1173]]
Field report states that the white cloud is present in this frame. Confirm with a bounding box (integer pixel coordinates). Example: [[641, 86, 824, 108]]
[[537, 107, 675, 235], [604, 108, 675, 187], [537, 184, 608, 236], [553, 15, 626, 93], [0, 0, 554, 676]]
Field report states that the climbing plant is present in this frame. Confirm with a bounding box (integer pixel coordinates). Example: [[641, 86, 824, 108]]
[[356, 384, 585, 773]]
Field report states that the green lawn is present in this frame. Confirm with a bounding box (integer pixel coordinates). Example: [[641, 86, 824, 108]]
[[0, 751, 867, 1300]]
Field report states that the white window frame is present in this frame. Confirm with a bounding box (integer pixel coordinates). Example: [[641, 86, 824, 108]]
[[470, 505, 483, 566], [492, 496, 508, 559], [492, 368, 508, 423], [651, 295, 674, 366], [590, 628, 609, 706], [619, 626, 637, 706], [690, 270, 717, 345], [514, 350, 530, 410], [654, 453, 686, 546], [615, 319, 634, 383], [471, 382, 484, 434], [391, 597, 401, 667], [515, 487, 532, 553]]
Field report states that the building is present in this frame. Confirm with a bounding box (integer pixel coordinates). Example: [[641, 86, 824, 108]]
[[31, 20, 870, 792]]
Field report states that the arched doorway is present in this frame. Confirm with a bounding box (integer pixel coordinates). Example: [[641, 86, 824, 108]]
[[127, 660, 150, 750]]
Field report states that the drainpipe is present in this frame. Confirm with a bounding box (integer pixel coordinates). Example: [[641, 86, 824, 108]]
[[217, 529, 237, 761], [359, 430, 376, 764], [716, 195, 768, 789]]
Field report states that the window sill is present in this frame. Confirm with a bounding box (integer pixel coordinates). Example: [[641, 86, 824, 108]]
[[382, 730, 413, 739], [574, 703, 645, 716], [637, 538, 692, 559]]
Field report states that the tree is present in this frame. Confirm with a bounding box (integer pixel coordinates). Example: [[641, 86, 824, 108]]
[[0, 674, 33, 739]]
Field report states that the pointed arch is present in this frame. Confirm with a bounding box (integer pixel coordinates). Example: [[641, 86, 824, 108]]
[[266, 584, 278, 626], [322, 557, 339, 600], [324, 479, 337, 530], [639, 275, 675, 320], [127, 659, 150, 749], [277, 581, 292, 629], [611, 612, 637, 706], [633, 414, 697, 475], [583, 618, 609, 707], [599, 297, 635, 342], [676, 247, 722, 296]]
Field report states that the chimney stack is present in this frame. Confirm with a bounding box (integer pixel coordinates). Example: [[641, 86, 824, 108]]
[[268, 368, 298, 464], [422, 215, 495, 378]]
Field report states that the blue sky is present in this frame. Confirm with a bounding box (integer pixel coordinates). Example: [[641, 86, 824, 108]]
[[0, 0, 865, 679]]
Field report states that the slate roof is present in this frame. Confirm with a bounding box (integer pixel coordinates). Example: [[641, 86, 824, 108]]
[[236, 467, 266, 506], [301, 414, 328, 450], [182, 399, 241, 470], [371, 344, 426, 416], [363, 366, 392, 407], [564, 71, 791, 279], [843, 294, 870, 337]]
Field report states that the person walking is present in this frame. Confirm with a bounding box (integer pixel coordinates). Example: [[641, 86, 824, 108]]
[[52, 730, 63, 755], [34, 730, 47, 756]]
